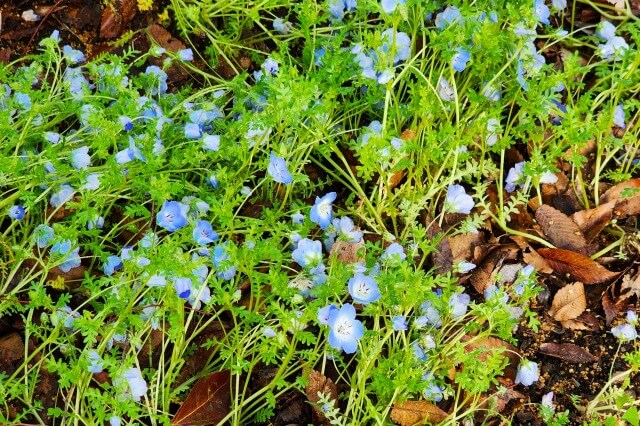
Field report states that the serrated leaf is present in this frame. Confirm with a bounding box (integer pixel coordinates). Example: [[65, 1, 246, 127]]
[[538, 248, 619, 284], [306, 369, 338, 425], [390, 401, 448, 426], [539, 342, 598, 363], [535, 205, 586, 252], [549, 282, 586, 322], [172, 370, 231, 426]]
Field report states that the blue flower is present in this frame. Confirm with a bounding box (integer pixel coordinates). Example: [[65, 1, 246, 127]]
[[596, 21, 616, 42], [435, 6, 462, 29], [455, 261, 476, 273], [291, 211, 305, 225], [51, 239, 81, 272], [614, 104, 626, 129], [50, 184, 75, 208], [392, 315, 408, 331], [381, 0, 406, 13], [115, 139, 146, 164], [193, 220, 218, 245], [598, 36, 629, 60], [328, 0, 357, 21], [9, 205, 25, 220], [515, 360, 540, 386], [482, 83, 501, 101], [212, 243, 236, 280], [451, 47, 471, 72], [437, 77, 455, 102], [103, 256, 122, 276], [534, 0, 550, 25], [332, 217, 363, 242], [87, 215, 104, 230], [145, 66, 168, 95], [612, 323, 638, 341], [70, 146, 91, 170], [267, 152, 293, 184], [34, 224, 54, 248], [449, 292, 470, 318], [156, 201, 188, 232], [207, 174, 219, 189], [318, 304, 339, 325], [82, 173, 101, 191], [292, 238, 323, 268], [445, 184, 475, 214], [119, 116, 134, 131], [381, 29, 412, 64], [381, 242, 406, 263], [422, 373, 444, 402], [87, 350, 103, 374], [45, 132, 61, 144], [117, 367, 148, 402], [310, 192, 337, 229], [327, 303, 364, 354], [348, 273, 381, 304], [273, 18, 292, 34], [627, 310, 638, 325], [173, 277, 192, 299], [505, 161, 525, 192], [552, 0, 566, 9], [14, 93, 31, 111], [62, 45, 85, 64], [184, 123, 202, 139], [203, 134, 221, 151], [178, 48, 193, 62]]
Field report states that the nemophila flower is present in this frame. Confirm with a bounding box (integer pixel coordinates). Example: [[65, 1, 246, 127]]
[[182, 196, 209, 218], [435, 6, 462, 29], [505, 161, 526, 192], [627, 310, 638, 325], [50, 184, 75, 208], [213, 244, 236, 280], [273, 18, 293, 34], [263, 327, 277, 338], [87, 350, 103, 374], [437, 76, 455, 102], [103, 256, 122, 276], [422, 375, 444, 402], [412, 341, 427, 360], [614, 104, 626, 129], [117, 367, 148, 402], [82, 173, 101, 191], [145, 65, 168, 95], [541, 391, 555, 410], [9, 205, 25, 220], [70, 146, 91, 170], [203, 134, 221, 151], [173, 277, 192, 299], [348, 273, 381, 304], [292, 238, 323, 268], [332, 217, 363, 242], [445, 184, 475, 214], [51, 239, 81, 272], [328, 0, 357, 21], [486, 118, 501, 146], [381, 0, 405, 13], [87, 215, 104, 230], [189, 107, 223, 125], [62, 45, 85, 64], [254, 57, 279, 81], [45, 131, 61, 145], [484, 284, 510, 303], [64, 67, 92, 99], [314, 48, 326, 66], [14, 92, 31, 111], [595, 23, 629, 59], [115, 138, 146, 165], [268, 152, 293, 184], [381, 242, 406, 263], [119, 116, 134, 131], [612, 323, 638, 341], [156, 201, 188, 232], [534, 0, 550, 25], [515, 360, 540, 386], [455, 261, 476, 273], [552, 0, 566, 9], [449, 292, 470, 318], [184, 123, 202, 139], [327, 303, 364, 354], [310, 192, 337, 229], [51, 306, 80, 329], [451, 47, 471, 72], [110, 416, 121, 426], [193, 220, 218, 245], [596, 21, 616, 42], [22, 9, 40, 21], [178, 48, 193, 62], [392, 315, 408, 331], [34, 224, 54, 248], [381, 29, 412, 64], [318, 304, 339, 325], [291, 211, 305, 225], [147, 273, 167, 287], [189, 282, 211, 309], [483, 83, 501, 101], [205, 174, 219, 189], [539, 170, 558, 185]]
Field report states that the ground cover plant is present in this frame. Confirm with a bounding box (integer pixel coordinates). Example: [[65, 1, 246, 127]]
[[0, 0, 640, 424]]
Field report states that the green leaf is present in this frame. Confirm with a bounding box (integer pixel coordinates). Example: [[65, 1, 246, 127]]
[[623, 407, 640, 426]]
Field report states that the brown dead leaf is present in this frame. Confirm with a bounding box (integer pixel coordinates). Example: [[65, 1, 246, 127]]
[[0, 333, 24, 363], [461, 335, 520, 381], [619, 272, 640, 302], [613, 195, 640, 218], [535, 205, 587, 252], [538, 248, 619, 284], [450, 233, 484, 264], [601, 286, 619, 326], [100, 0, 137, 39], [600, 178, 640, 203], [561, 311, 601, 331], [306, 370, 338, 425], [390, 401, 448, 426], [549, 282, 587, 322], [539, 342, 598, 363], [172, 370, 231, 426], [467, 245, 519, 294], [425, 219, 453, 274], [329, 239, 365, 264], [571, 201, 614, 242]]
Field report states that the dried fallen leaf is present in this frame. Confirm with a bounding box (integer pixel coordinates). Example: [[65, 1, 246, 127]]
[[549, 282, 587, 322], [390, 401, 448, 426], [571, 201, 614, 242], [561, 311, 601, 331], [539, 342, 598, 363], [461, 335, 520, 380], [450, 233, 484, 264], [619, 272, 640, 302], [535, 205, 587, 252], [467, 245, 519, 294], [613, 195, 640, 218], [172, 370, 231, 426], [0, 333, 24, 363], [601, 286, 619, 326], [329, 239, 365, 264], [600, 178, 640, 203], [100, 0, 137, 39], [306, 370, 338, 425], [538, 248, 619, 284]]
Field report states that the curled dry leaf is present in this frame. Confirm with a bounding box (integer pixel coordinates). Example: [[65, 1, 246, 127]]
[[450, 233, 485, 264], [549, 282, 587, 322], [467, 245, 519, 294], [390, 401, 448, 426], [426, 219, 453, 274], [535, 205, 587, 252], [172, 370, 231, 426], [100, 0, 137, 39], [461, 335, 520, 381], [306, 369, 338, 425], [600, 178, 640, 203], [561, 311, 601, 331], [571, 201, 614, 242], [538, 248, 619, 284], [0, 333, 24, 363], [539, 342, 598, 363], [329, 239, 365, 264], [601, 287, 618, 326]]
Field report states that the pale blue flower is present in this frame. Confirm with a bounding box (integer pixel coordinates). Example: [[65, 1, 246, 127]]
[[212, 243, 236, 280], [145, 66, 168, 95], [34, 224, 54, 248], [110, 416, 121, 426], [381, 242, 406, 263], [87, 215, 104, 230], [14, 93, 31, 111], [505, 161, 526, 192], [332, 217, 362, 242], [627, 310, 638, 325], [614, 104, 626, 129], [273, 18, 292, 34], [185, 123, 202, 139], [45, 132, 61, 144], [455, 261, 476, 273], [451, 47, 471, 72], [263, 327, 277, 338], [156, 201, 188, 232], [207, 174, 219, 189], [381, 0, 405, 13], [449, 292, 470, 318], [173, 277, 192, 299], [292, 212, 305, 225], [193, 220, 218, 245], [268, 152, 293, 184], [178, 48, 193, 62], [598, 36, 629, 59], [115, 139, 146, 164], [51, 305, 79, 329], [392, 315, 408, 331], [62, 45, 85, 64], [118, 367, 147, 402], [103, 256, 122, 276], [87, 350, 103, 374], [446, 184, 475, 214], [318, 304, 339, 325], [329, 0, 357, 21], [348, 273, 381, 304], [50, 184, 75, 208], [292, 238, 323, 268], [422, 373, 444, 402], [70, 146, 91, 169], [328, 303, 364, 354], [612, 323, 638, 341], [310, 192, 337, 229], [437, 76, 455, 101], [596, 21, 616, 42], [9, 205, 25, 220], [82, 173, 101, 191], [534, 0, 550, 25], [381, 29, 412, 63], [202, 134, 220, 151], [147, 274, 167, 287], [51, 239, 81, 272], [119, 116, 134, 131], [435, 6, 462, 29], [483, 83, 501, 101], [515, 360, 540, 386], [552, 0, 566, 9]]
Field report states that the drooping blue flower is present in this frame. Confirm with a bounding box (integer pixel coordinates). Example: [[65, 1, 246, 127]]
[[552, 0, 567, 9], [103, 256, 122, 276], [381, 29, 412, 64], [445, 184, 475, 214], [327, 303, 364, 354], [505, 161, 526, 192], [62, 45, 85, 64], [173, 277, 192, 299], [515, 360, 540, 386], [292, 238, 323, 268], [598, 36, 629, 60], [193, 220, 218, 245], [614, 104, 626, 129], [482, 83, 501, 101], [51, 239, 81, 272], [50, 184, 75, 208], [449, 292, 470, 318], [291, 211, 305, 225], [87, 350, 103, 374], [146, 273, 167, 287], [627, 310, 638, 325], [267, 152, 293, 184], [381, 0, 406, 13], [45, 132, 61, 144], [70, 146, 91, 170], [184, 123, 202, 139], [612, 323, 638, 341], [435, 6, 462, 29], [455, 261, 476, 273], [437, 76, 455, 102], [212, 243, 236, 280], [178, 48, 193, 62], [207, 174, 219, 189], [119, 116, 134, 131], [273, 18, 292, 34], [14, 93, 31, 111], [392, 315, 408, 331], [451, 47, 471, 72], [203, 134, 221, 151], [117, 367, 148, 402], [310, 192, 337, 229], [318, 304, 339, 325], [115, 138, 146, 164], [156, 201, 188, 232], [596, 21, 616, 42], [534, 0, 550, 25], [144, 66, 168, 95], [348, 273, 381, 304], [82, 173, 101, 191], [34, 224, 54, 248], [328, 0, 357, 21], [332, 217, 363, 243], [87, 215, 104, 230], [9, 205, 25, 220], [422, 373, 444, 402]]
